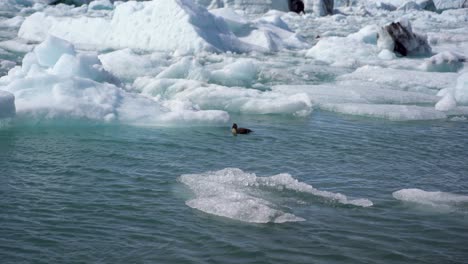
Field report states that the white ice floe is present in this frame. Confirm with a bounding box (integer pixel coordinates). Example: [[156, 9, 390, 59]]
[[180, 168, 373, 223], [323, 103, 447, 120], [0, 36, 229, 125], [306, 25, 381, 67], [433, 0, 468, 11], [133, 78, 313, 116], [339, 66, 457, 93], [98, 49, 168, 82], [435, 71, 468, 111], [393, 188, 468, 210], [420, 51, 466, 72], [19, 0, 248, 53]]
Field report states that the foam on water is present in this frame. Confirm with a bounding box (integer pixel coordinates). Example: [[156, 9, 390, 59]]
[[179, 168, 373, 224], [393, 188, 468, 211]]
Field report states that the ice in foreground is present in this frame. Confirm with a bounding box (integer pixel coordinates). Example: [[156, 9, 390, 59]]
[[180, 168, 373, 223]]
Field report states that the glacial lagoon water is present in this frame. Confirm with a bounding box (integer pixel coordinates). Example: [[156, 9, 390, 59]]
[[2, 1, 468, 263], [1, 113, 468, 263]]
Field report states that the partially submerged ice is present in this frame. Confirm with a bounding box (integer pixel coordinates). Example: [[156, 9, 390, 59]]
[[435, 71, 468, 112], [179, 168, 372, 223]]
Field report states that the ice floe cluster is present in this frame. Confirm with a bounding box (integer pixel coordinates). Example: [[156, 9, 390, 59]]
[[0, 0, 468, 123]]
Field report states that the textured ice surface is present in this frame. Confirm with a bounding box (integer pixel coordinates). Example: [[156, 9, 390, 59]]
[[19, 0, 248, 53], [420, 51, 466, 72], [1, 0, 468, 122], [133, 78, 313, 116], [0, 36, 229, 125], [180, 168, 372, 223], [393, 188, 468, 211]]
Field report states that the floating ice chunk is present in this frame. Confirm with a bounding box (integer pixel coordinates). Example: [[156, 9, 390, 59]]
[[0, 39, 34, 53], [306, 36, 379, 67], [134, 78, 313, 116], [0, 90, 15, 119], [339, 66, 457, 93], [322, 103, 447, 121], [348, 25, 379, 44], [34, 35, 76, 68], [433, 0, 468, 11], [420, 51, 466, 72], [378, 49, 397, 60], [435, 92, 457, 111], [156, 57, 209, 81], [0, 16, 24, 28], [210, 59, 258, 87], [179, 168, 372, 223], [377, 19, 432, 56], [209, 7, 250, 34], [0, 60, 16, 76], [273, 82, 438, 105], [393, 188, 468, 210], [98, 49, 166, 82], [397, 1, 422, 11], [19, 0, 249, 53], [454, 72, 468, 105], [238, 13, 309, 51]]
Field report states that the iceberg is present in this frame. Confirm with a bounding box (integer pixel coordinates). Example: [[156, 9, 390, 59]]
[[19, 0, 249, 53]]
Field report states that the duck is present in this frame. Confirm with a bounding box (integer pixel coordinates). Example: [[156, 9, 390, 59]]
[[231, 123, 252, 135]]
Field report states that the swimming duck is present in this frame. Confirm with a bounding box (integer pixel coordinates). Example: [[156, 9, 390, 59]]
[[231, 123, 252, 135]]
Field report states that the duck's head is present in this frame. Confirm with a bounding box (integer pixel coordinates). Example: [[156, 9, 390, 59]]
[[231, 123, 238, 134]]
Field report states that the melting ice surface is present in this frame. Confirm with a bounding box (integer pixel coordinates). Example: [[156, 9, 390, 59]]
[[393, 189, 468, 211], [180, 168, 372, 223]]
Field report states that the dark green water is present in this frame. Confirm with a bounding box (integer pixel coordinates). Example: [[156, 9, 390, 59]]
[[1, 112, 467, 263]]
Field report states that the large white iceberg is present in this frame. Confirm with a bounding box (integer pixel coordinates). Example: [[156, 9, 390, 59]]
[[18, 0, 249, 53]]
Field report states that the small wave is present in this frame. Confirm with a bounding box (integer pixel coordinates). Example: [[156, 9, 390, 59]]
[[179, 168, 372, 224], [393, 188, 468, 210]]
